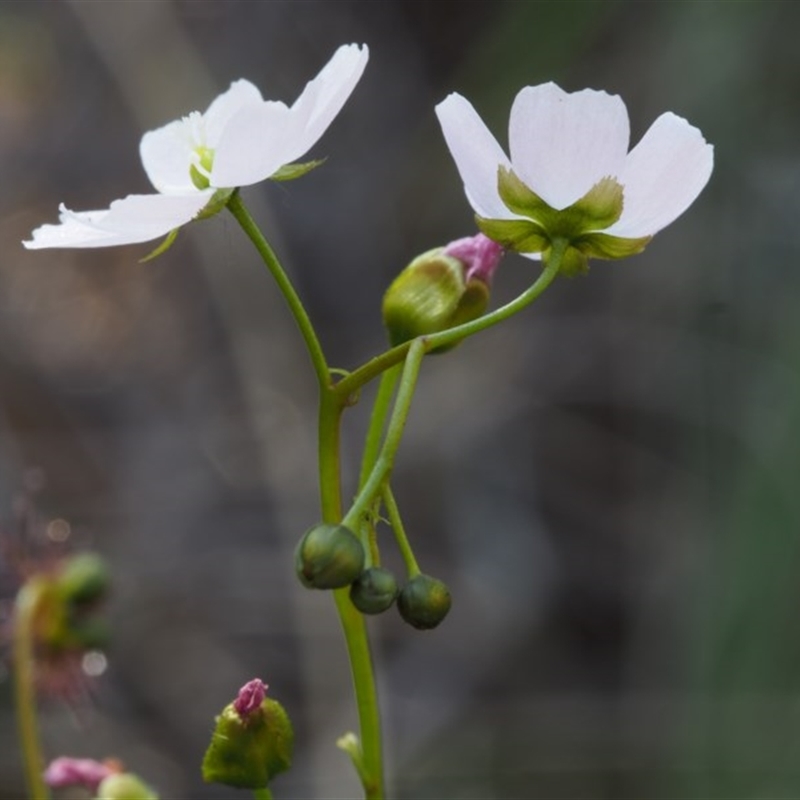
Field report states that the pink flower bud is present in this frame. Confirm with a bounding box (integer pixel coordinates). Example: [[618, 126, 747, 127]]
[[443, 233, 504, 284], [44, 756, 114, 791], [233, 678, 268, 718]]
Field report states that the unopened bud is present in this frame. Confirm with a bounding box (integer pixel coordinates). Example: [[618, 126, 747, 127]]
[[295, 524, 365, 590], [56, 553, 110, 607], [97, 773, 158, 800], [383, 235, 502, 350], [202, 681, 294, 790], [43, 757, 115, 792], [349, 567, 398, 614], [397, 574, 452, 630]]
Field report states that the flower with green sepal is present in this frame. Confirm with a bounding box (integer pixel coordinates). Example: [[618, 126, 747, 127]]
[[24, 44, 368, 252], [436, 82, 713, 275]]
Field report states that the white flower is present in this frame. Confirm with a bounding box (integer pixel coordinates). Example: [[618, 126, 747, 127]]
[[24, 43, 369, 250], [435, 82, 713, 269]]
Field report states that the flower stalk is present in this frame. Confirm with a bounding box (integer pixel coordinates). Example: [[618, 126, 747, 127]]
[[12, 580, 51, 800], [227, 193, 331, 389]]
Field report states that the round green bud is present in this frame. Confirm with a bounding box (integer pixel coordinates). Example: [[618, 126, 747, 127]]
[[97, 773, 159, 800], [56, 553, 110, 607], [349, 567, 399, 614], [295, 524, 365, 590], [382, 249, 489, 351], [397, 574, 452, 630], [202, 697, 294, 790]]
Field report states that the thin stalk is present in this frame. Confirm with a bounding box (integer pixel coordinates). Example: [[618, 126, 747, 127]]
[[227, 193, 330, 389], [335, 244, 565, 401], [358, 366, 402, 490], [343, 339, 426, 532], [381, 485, 420, 578], [252, 788, 273, 800], [13, 581, 50, 800], [318, 388, 384, 799], [229, 196, 384, 798]]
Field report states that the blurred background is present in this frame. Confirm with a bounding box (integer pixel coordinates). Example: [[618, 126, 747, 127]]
[[1, 1, 799, 798]]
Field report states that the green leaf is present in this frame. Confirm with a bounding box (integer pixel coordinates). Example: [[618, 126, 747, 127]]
[[139, 228, 179, 263], [575, 232, 652, 260], [475, 215, 548, 253], [271, 159, 326, 181]]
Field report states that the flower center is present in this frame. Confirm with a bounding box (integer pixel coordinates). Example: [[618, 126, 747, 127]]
[[179, 111, 216, 190], [190, 145, 215, 190]]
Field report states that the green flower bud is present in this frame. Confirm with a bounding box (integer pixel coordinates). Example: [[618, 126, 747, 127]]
[[56, 553, 110, 607], [96, 773, 159, 800], [202, 694, 294, 789], [382, 248, 490, 350], [349, 567, 398, 614], [295, 524, 365, 590], [397, 574, 452, 630]]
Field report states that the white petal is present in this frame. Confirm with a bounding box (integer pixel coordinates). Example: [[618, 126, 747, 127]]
[[210, 101, 295, 187], [23, 192, 212, 249], [140, 80, 265, 194], [606, 112, 713, 238], [203, 79, 264, 145], [509, 83, 630, 210], [435, 93, 514, 219], [140, 119, 197, 194], [281, 43, 369, 162]]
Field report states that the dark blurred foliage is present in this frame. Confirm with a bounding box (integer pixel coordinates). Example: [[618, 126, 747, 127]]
[[1, 1, 800, 798]]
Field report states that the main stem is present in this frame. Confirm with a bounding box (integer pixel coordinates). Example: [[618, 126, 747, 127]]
[[13, 581, 50, 800], [319, 390, 384, 799], [228, 197, 384, 799]]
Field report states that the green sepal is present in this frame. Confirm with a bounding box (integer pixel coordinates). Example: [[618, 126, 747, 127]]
[[574, 231, 652, 260], [474, 216, 548, 253], [271, 159, 326, 181], [139, 228, 179, 263], [382, 249, 490, 351], [554, 246, 590, 278], [202, 698, 294, 789], [497, 168, 624, 241], [196, 187, 236, 220]]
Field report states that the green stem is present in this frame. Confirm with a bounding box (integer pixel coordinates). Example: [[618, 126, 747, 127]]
[[252, 787, 273, 800], [335, 242, 565, 401], [229, 196, 383, 798], [13, 581, 50, 800], [381, 485, 420, 577], [227, 192, 331, 389], [319, 388, 384, 800], [358, 366, 402, 490], [343, 339, 426, 532]]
